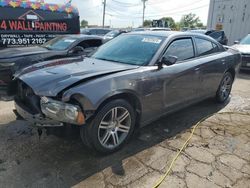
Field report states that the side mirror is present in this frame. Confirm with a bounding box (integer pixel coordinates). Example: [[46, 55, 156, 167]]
[[158, 55, 178, 69], [234, 40, 240, 44], [68, 46, 85, 55]]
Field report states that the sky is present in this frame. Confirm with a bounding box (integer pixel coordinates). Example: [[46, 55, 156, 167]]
[[45, 0, 210, 28]]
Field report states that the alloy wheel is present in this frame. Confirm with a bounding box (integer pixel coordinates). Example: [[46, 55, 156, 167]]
[[219, 73, 232, 101], [98, 107, 131, 149]]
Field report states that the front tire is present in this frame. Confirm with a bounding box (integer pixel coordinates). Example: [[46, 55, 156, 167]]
[[80, 99, 136, 153], [216, 72, 233, 103]]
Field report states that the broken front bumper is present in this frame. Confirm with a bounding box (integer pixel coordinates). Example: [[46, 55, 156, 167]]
[[15, 100, 63, 127]]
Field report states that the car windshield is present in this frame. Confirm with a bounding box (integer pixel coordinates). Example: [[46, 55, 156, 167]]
[[240, 35, 250, 45], [42, 37, 77, 50], [92, 34, 164, 65]]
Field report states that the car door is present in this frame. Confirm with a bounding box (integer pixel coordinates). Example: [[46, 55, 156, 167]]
[[141, 37, 204, 123], [159, 38, 203, 110], [193, 37, 227, 97]]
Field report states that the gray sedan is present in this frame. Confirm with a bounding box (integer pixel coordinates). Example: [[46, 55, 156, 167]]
[[14, 31, 241, 153], [233, 34, 250, 70]]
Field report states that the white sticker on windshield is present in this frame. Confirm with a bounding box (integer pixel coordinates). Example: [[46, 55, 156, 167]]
[[64, 39, 76, 43], [142, 38, 162, 44]]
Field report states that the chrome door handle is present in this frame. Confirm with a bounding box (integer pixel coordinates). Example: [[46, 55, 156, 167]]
[[221, 59, 226, 64]]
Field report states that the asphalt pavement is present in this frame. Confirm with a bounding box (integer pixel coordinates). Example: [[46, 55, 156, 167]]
[[0, 72, 249, 188]]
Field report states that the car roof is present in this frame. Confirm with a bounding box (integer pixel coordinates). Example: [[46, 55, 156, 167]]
[[82, 28, 112, 31], [127, 31, 209, 38], [127, 31, 179, 37], [126, 31, 221, 44], [149, 27, 171, 31], [187, 30, 207, 34], [58, 34, 103, 40], [129, 30, 214, 37]]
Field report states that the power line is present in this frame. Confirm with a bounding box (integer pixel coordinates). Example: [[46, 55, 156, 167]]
[[144, 4, 209, 18], [106, 4, 141, 17], [134, 0, 207, 16], [112, 4, 208, 19], [96, 0, 208, 27], [107, 3, 208, 19], [111, 0, 141, 6]]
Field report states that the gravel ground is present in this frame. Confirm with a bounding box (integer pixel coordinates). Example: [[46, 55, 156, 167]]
[[0, 72, 249, 188]]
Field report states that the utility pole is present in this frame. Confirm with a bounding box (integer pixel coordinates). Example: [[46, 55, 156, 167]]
[[102, 0, 107, 28], [142, 0, 147, 27]]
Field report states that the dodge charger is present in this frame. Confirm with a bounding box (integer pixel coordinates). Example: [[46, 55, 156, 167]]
[[14, 31, 241, 153]]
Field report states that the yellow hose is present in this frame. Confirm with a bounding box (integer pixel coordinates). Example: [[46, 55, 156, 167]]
[[152, 111, 250, 188]]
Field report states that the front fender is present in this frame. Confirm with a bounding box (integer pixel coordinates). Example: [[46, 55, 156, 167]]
[[61, 75, 143, 112], [63, 88, 141, 111]]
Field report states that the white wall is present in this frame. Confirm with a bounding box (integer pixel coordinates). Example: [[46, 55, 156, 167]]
[[207, 0, 250, 45]]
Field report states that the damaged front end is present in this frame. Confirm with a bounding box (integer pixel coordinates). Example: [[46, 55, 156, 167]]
[[40, 96, 85, 125], [14, 80, 85, 127]]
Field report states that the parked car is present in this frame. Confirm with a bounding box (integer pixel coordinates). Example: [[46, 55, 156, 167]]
[[233, 34, 250, 70], [207, 30, 228, 45], [81, 28, 112, 36], [132, 27, 171, 32], [103, 30, 127, 42], [131, 28, 148, 32], [149, 27, 171, 31], [14, 31, 241, 153], [0, 35, 103, 99], [188, 30, 228, 45], [188, 29, 207, 34]]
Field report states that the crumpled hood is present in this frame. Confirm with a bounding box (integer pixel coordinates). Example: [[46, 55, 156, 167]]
[[0, 46, 49, 59], [18, 57, 139, 96], [232, 44, 250, 54]]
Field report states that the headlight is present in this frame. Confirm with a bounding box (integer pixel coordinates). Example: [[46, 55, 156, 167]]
[[40, 97, 85, 125], [65, 105, 79, 121]]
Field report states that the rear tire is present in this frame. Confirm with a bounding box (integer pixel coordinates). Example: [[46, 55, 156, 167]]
[[216, 72, 233, 103], [80, 99, 136, 154]]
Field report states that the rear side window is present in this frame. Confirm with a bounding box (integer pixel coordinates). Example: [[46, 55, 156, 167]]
[[164, 38, 194, 61], [78, 39, 102, 48], [195, 38, 219, 56]]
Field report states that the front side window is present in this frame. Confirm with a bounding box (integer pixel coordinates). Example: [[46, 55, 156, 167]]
[[92, 34, 164, 65], [195, 38, 215, 56], [164, 38, 194, 61]]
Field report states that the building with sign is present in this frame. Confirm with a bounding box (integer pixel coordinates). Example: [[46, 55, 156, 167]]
[[0, 0, 79, 48], [207, 0, 250, 45]]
